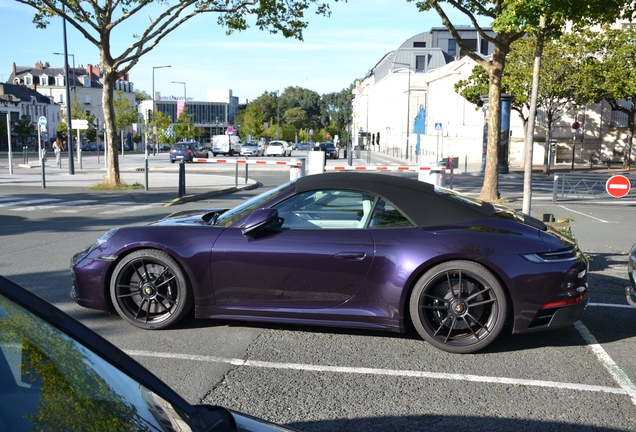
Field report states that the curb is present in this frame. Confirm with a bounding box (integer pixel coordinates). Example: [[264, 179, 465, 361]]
[[165, 181, 259, 206]]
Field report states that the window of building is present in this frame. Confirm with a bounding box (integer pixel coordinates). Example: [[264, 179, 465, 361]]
[[25, 75, 33, 86], [480, 40, 489, 55], [464, 39, 478, 53], [41, 76, 48, 86], [83, 76, 91, 87], [415, 55, 428, 72], [611, 100, 632, 127], [448, 40, 457, 57], [56, 76, 64, 86], [58, 94, 64, 104], [84, 94, 91, 104], [413, 41, 426, 48]]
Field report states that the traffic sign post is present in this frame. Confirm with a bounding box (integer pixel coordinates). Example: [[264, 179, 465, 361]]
[[605, 175, 631, 198]]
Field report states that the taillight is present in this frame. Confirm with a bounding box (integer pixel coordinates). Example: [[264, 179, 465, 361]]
[[187, 149, 193, 154]]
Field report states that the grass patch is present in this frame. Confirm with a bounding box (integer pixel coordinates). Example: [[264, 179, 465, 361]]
[[90, 182, 144, 190]]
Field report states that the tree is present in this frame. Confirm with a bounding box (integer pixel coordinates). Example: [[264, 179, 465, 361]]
[[240, 104, 265, 139], [174, 107, 193, 141], [568, 26, 636, 170], [13, 115, 35, 145], [20, 0, 340, 186], [412, 0, 631, 204], [413, 0, 525, 201], [113, 91, 138, 151], [154, 111, 173, 145], [456, 37, 579, 174]]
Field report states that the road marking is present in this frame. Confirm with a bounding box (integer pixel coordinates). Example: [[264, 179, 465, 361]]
[[11, 199, 98, 212], [558, 205, 612, 223], [575, 321, 636, 406], [126, 349, 631, 398], [100, 203, 163, 214], [0, 198, 59, 207], [588, 302, 636, 309]]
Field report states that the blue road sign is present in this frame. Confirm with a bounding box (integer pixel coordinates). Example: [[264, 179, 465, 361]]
[[435, 122, 442, 131]]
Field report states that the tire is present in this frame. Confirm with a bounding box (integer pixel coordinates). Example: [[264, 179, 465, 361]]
[[110, 249, 193, 330], [409, 261, 507, 354], [229, 149, 234, 156], [170, 159, 175, 164], [212, 153, 217, 157]]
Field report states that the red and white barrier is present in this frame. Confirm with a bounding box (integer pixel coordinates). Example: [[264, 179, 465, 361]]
[[193, 157, 302, 166], [326, 165, 445, 172]]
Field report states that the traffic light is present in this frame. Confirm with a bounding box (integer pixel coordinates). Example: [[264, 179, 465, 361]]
[[376, 132, 380, 144], [147, 109, 153, 121]]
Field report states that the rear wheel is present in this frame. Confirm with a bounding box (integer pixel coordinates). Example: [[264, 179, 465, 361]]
[[409, 261, 507, 354], [110, 249, 192, 330]]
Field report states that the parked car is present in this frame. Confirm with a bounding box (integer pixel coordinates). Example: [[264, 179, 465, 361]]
[[81, 143, 97, 152], [265, 140, 291, 157], [240, 140, 262, 156], [0, 275, 294, 431], [627, 243, 636, 307], [70, 172, 589, 354], [295, 142, 313, 151], [314, 142, 339, 159], [212, 134, 241, 156], [169, 141, 208, 163]]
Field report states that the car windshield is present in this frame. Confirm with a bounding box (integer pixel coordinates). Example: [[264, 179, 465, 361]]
[[0, 292, 189, 431], [214, 181, 295, 227], [173, 143, 189, 150]]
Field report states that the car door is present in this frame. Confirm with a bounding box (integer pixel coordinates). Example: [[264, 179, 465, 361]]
[[210, 189, 376, 309]]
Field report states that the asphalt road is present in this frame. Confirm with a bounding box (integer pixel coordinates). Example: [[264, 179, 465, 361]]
[[1, 159, 635, 431]]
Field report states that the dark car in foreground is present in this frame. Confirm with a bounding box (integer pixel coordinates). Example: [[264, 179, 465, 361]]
[[71, 172, 588, 354], [627, 243, 636, 307], [314, 142, 339, 159], [0, 275, 294, 431], [170, 141, 208, 163]]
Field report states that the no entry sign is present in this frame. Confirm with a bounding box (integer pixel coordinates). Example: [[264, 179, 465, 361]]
[[605, 175, 631, 198]]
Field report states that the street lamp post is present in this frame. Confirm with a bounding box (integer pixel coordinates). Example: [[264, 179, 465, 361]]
[[53, 36, 75, 174], [393, 62, 411, 160], [152, 66, 171, 155], [171, 81, 188, 140]]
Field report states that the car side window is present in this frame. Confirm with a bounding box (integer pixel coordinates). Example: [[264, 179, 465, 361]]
[[273, 190, 377, 229], [369, 198, 414, 228]]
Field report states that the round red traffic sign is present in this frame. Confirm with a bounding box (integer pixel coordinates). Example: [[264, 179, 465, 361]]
[[605, 175, 631, 198]]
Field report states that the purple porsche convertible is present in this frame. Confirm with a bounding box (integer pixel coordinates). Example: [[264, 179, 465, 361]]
[[71, 172, 589, 354]]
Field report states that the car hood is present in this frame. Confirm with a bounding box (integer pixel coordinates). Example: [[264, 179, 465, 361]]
[[150, 208, 229, 226]]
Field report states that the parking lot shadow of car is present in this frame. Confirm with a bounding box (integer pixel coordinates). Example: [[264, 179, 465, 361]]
[[290, 414, 627, 432], [166, 311, 609, 355]]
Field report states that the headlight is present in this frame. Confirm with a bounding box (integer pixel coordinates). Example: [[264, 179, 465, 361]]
[[85, 229, 118, 256], [521, 247, 579, 263]]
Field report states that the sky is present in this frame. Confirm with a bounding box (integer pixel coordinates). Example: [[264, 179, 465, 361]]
[[0, 0, 484, 103]]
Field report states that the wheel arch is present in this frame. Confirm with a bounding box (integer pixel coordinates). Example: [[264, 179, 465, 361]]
[[400, 255, 515, 334], [103, 245, 196, 313]]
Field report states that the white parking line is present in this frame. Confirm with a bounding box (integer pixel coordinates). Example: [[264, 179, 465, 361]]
[[126, 349, 632, 399], [575, 321, 636, 406], [558, 205, 612, 223]]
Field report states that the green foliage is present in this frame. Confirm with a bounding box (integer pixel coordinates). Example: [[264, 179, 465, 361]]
[[85, 127, 97, 143], [173, 107, 193, 141], [113, 90, 138, 132], [13, 115, 36, 143]]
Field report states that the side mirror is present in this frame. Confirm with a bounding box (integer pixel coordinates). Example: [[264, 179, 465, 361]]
[[242, 208, 279, 236]]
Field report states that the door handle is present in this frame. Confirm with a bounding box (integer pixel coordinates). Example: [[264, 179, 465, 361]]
[[335, 252, 366, 261]]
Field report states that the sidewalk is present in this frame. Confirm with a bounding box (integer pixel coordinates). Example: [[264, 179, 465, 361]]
[[0, 153, 260, 205]]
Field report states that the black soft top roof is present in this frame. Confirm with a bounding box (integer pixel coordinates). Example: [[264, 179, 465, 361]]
[[294, 172, 494, 227]]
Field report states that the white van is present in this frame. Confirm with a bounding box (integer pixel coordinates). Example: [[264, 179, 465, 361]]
[[211, 135, 241, 156]]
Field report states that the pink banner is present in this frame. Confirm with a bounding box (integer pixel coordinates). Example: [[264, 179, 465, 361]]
[[177, 100, 185, 118]]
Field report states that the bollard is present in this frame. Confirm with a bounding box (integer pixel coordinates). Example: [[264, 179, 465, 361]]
[[40, 148, 46, 189], [178, 160, 186, 197], [552, 174, 559, 203], [144, 150, 149, 191]]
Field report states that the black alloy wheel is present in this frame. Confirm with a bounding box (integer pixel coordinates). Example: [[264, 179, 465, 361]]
[[409, 261, 507, 354], [110, 249, 192, 330]]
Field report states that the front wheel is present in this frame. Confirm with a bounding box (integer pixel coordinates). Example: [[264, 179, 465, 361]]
[[409, 261, 507, 354], [110, 249, 192, 330]]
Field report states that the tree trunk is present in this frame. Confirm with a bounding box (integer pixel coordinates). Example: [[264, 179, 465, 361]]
[[101, 67, 121, 186], [522, 17, 547, 215], [479, 45, 506, 202], [625, 112, 634, 170]]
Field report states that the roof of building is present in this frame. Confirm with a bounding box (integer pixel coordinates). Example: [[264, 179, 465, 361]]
[[0, 83, 53, 104]]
